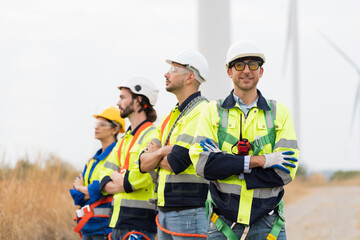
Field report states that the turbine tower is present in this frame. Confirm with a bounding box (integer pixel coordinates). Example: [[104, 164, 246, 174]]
[[283, 0, 301, 141], [198, 0, 231, 100]]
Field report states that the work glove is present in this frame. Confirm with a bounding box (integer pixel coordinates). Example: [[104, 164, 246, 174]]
[[200, 138, 222, 153], [263, 151, 298, 174]]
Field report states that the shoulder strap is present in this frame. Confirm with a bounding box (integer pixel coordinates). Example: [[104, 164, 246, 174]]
[[217, 99, 277, 155], [160, 113, 172, 141], [217, 99, 239, 149], [163, 96, 207, 146], [251, 100, 276, 155], [118, 121, 154, 173]]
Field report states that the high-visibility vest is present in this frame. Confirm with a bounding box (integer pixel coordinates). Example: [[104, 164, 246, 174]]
[[74, 143, 116, 236], [190, 90, 299, 225], [156, 96, 209, 208], [206, 99, 285, 240], [99, 121, 158, 232]]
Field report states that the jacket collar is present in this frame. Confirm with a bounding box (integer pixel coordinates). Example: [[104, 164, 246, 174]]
[[222, 89, 271, 111], [94, 141, 117, 161], [125, 119, 151, 136], [178, 91, 201, 112]]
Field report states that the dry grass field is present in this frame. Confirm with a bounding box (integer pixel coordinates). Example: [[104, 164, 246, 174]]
[[1, 157, 359, 240], [0, 157, 79, 240]]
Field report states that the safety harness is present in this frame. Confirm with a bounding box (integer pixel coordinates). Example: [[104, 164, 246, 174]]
[[206, 99, 285, 240], [74, 122, 155, 238], [73, 196, 113, 238], [118, 121, 154, 174], [150, 96, 208, 206], [153, 96, 209, 238]]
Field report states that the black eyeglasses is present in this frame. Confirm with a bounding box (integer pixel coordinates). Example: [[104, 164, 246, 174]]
[[232, 61, 261, 71]]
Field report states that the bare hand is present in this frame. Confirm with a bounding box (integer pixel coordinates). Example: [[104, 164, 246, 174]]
[[73, 173, 84, 190], [146, 139, 161, 153]]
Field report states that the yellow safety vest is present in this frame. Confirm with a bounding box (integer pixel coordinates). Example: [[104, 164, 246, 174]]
[[157, 95, 209, 208], [190, 91, 299, 225], [99, 121, 157, 230]]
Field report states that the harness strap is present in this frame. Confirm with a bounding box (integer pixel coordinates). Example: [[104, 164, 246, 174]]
[[205, 192, 238, 240], [118, 121, 154, 173], [218, 100, 238, 149], [152, 96, 208, 205], [217, 99, 276, 156], [73, 196, 113, 236], [214, 99, 285, 239], [160, 113, 172, 143], [210, 212, 238, 240], [266, 200, 285, 240], [251, 100, 276, 156]]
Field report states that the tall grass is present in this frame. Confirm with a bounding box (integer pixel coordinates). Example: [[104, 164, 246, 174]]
[[0, 155, 79, 240]]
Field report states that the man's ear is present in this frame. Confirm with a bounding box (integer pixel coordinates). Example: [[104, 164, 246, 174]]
[[227, 68, 233, 78], [136, 96, 143, 105], [186, 72, 196, 84], [259, 67, 264, 78]]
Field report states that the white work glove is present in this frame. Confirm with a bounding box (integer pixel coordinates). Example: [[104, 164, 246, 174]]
[[200, 138, 222, 153], [263, 151, 298, 174]]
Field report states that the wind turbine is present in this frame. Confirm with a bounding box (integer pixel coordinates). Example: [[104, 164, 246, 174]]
[[319, 31, 360, 136], [283, 0, 301, 141], [198, 0, 231, 100]]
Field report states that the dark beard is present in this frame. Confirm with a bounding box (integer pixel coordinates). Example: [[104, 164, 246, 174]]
[[120, 101, 135, 118]]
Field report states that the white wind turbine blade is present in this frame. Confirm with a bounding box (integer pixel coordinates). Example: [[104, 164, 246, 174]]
[[319, 31, 360, 135], [319, 31, 360, 72]]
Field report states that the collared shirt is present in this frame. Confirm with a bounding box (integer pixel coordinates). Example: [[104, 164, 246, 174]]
[[232, 92, 258, 116], [231, 92, 260, 173], [87, 142, 117, 185]]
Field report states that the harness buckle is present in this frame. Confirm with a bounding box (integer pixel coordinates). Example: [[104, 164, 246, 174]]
[[82, 205, 91, 214], [253, 137, 262, 148], [148, 198, 157, 205], [277, 209, 285, 222], [76, 205, 91, 218]]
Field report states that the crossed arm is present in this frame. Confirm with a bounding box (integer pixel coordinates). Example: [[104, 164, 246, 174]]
[[139, 139, 174, 173], [102, 171, 125, 194]]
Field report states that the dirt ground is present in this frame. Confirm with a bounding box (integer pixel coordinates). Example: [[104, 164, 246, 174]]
[[283, 176, 360, 240]]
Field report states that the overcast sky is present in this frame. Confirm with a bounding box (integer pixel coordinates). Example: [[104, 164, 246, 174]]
[[1, 0, 359, 172]]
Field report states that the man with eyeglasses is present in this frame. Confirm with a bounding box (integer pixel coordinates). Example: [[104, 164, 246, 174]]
[[189, 39, 299, 240], [140, 50, 209, 240]]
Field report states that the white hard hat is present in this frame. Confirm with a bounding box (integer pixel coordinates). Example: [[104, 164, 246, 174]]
[[118, 76, 159, 106], [225, 39, 266, 69], [166, 49, 208, 84]]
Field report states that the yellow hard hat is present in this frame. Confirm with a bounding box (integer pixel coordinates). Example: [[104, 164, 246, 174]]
[[93, 106, 125, 133]]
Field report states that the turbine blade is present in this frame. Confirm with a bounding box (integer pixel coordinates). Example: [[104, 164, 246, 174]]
[[318, 30, 360, 72]]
